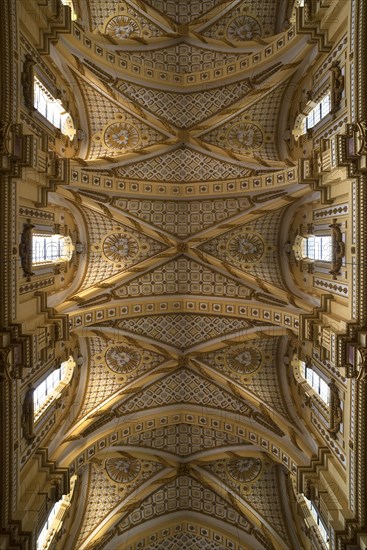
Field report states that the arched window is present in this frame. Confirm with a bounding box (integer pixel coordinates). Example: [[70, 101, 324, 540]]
[[60, 0, 77, 21], [302, 93, 331, 133], [293, 235, 332, 262], [32, 233, 74, 266], [37, 475, 77, 550], [304, 496, 329, 545], [299, 360, 330, 404], [34, 77, 75, 140], [34, 356, 75, 421], [293, 92, 331, 138]]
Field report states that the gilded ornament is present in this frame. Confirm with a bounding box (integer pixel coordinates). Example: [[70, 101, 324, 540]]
[[227, 123, 263, 151], [104, 122, 140, 149], [102, 233, 140, 263], [226, 457, 262, 483], [225, 346, 262, 374], [105, 15, 140, 40], [105, 457, 141, 483], [226, 16, 262, 41], [105, 346, 141, 374], [227, 233, 264, 263]]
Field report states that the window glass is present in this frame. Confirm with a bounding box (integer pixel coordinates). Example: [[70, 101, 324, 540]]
[[33, 357, 75, 418], [34, 78, 75, 139], [37, 499, 62, 550], [60, 0, 77, 20], [300, 235, 332, 262], [302, 93, 331, 133], [32, 234, 73, 265], [304, 497, 329, 544], [36, 475, 77, 550], [299, 361, 330, 404]]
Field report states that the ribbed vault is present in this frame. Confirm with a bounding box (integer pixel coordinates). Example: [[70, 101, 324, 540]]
[[48, 1, 321, 548]]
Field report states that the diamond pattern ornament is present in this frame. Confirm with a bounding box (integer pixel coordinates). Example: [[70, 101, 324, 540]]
[[203, 459, 291, 544], [117, 79, 253, 128], [115, 146, 252, 182], [114, 368, 285, 436], [78, 337, 165, 417], [198, 207, 287, 290], [115, 314, 253, 349], [200, 81, 288, 162], [115, 368, 253, 415], [142, 533, 227, 550], [201, 338, 292, 421], [116, 475, 273, 550], [115, 256, 252, 299], [74, 458, 164, 548]]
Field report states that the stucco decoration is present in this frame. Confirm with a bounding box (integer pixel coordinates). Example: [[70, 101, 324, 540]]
[[105, 15, 141, 40], [226, 457, 262, 483], [102, 233, 140, 264], [105, 346, 142, 374], [225, 346, 263, 374], [227, 15, 262, 41], [105, 456, 141, 483]]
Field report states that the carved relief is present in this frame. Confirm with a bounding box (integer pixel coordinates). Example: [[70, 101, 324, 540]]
[[102, 233, 140, 264], [105, 456, 141, 483], [105, 346, 142, 374], [226, 457, 262, 483], [105, 15, 141, 40]]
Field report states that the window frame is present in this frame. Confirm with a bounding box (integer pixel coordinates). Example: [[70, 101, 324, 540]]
[[299, 360, 330, 405], [301, 235, 332, 262], [301, 93, 331, 134], [32, 233, 74, 266], [33, 356, 75, 422], [304, 496, 330, 546], [33, 76, 76, 140], [36, 475, 77, 550], [293, 91, 332, 140], [293, 234, 332, 263]]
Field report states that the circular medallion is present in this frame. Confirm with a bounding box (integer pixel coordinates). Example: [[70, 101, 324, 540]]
[[102, 233, 139, 263], [105, 15, 140, 40], [105, 457, 141, 483], [104, 122, 139, 149], [227, 457, 262, 483], [105, 346, 141, 374], [227, 233, 264, 263], [225, 346, 262, 374], [227, 123, 263, 151], [227, 16, 262, 41]]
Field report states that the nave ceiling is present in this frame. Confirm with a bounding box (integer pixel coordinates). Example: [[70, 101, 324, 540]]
[[7, 0, 359, 548]]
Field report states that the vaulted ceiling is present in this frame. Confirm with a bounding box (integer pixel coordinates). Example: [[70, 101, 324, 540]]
[[49, 1, 320, 547]]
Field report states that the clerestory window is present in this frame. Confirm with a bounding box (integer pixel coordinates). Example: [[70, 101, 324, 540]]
[[302, 93, 331, 134], [36, 475, 77, 550], [304, 496, 329, 545], [34, 77, 75, 139], [301, 235, 332, 261], [32, 234, 74, 266], [60, 0, 77, 20], [34, 356, 75, 421], [299, 360, 330, 405], [293, 235, 332, 262]]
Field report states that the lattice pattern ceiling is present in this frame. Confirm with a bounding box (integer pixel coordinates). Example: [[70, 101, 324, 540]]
[[56, 1, 312, 547]]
